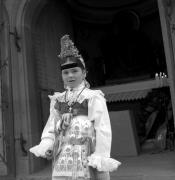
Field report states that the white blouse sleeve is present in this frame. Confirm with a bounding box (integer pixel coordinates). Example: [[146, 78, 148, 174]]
[[29, 94, 60, 158], [87, 90, 121, 172]]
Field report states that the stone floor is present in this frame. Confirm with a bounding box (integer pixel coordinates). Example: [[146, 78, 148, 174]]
[[18, 150, 175, 180], [111, 150, 175, 180]]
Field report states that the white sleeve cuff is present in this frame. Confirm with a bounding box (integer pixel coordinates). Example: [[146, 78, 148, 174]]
[[87, 154, 121, 172], [29, 138, 54, 158]]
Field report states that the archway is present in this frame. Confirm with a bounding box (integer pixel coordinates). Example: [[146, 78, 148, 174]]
[[22, 0, 73, 173]]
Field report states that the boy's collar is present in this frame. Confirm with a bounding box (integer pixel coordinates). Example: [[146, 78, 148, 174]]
[[66, 81, 85, 92]]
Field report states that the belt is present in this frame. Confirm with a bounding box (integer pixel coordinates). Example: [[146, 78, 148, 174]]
[[62, 136, 90, 145]]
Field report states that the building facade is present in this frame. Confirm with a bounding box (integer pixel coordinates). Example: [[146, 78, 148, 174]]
[[1, 0, 175, 179]]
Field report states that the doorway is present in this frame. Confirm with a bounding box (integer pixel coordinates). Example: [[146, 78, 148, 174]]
[[25, 0, 73, 173], [24, 0, 175, 174]]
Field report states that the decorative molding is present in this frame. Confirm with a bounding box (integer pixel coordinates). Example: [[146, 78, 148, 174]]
[[164, 0, 173, 18], [67, 0, 157, 23], [72, 0, 139, 8], [163, 0, 175, 34], [9, 27, 21, 52]]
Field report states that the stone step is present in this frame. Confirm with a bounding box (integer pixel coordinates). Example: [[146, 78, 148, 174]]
[[17, 151, 175, 180], [17, 175, 175, 180]]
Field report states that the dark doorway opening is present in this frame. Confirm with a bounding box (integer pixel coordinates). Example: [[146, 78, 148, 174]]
[[72, 3, 167, 87]]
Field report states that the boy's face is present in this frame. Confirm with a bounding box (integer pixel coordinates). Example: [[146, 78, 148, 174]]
[[61, 66, 86, 89]]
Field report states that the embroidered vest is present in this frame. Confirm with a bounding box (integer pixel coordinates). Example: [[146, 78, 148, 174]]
[[52, 99, 95, 179]]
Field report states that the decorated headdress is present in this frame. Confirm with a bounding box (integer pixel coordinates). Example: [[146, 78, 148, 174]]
[[58, 35, 85, 70]]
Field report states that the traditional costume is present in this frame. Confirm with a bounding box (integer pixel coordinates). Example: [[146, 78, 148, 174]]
[[30, 35, 121, 180]]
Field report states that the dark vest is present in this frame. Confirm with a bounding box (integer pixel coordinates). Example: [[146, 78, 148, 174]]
[[54, 99, 88, 116]]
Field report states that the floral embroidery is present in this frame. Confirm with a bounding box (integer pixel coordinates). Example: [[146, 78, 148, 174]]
[[53, 116, 94, 178]]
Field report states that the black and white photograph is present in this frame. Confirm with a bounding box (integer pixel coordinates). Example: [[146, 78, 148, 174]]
[[0, 0, 175, 180]]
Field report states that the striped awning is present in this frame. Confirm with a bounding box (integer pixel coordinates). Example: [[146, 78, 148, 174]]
[[98, 78, 169, 102], [104, 89, 151, 102]]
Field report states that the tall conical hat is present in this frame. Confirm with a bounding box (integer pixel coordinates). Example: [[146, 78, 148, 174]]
[[58, 35, 85, 68]]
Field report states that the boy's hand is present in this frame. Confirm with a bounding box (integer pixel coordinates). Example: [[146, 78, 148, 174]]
[[45, 150, 53, 160]]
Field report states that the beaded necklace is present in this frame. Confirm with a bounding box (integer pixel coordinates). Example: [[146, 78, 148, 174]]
[[64, 86, 86, 113]]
